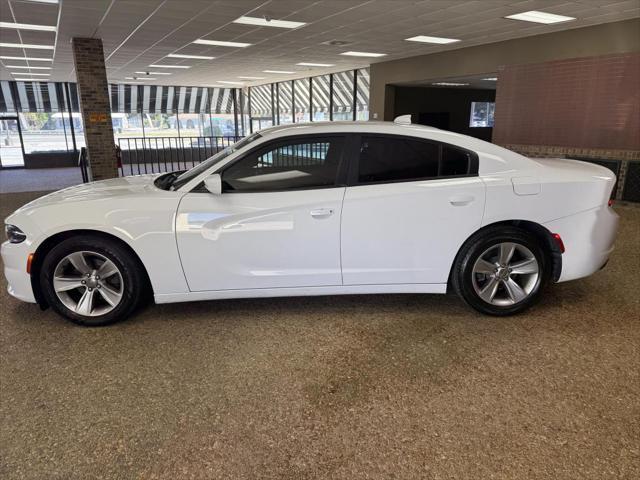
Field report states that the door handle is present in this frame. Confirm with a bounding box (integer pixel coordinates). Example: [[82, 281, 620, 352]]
[[449, 195, 474, 206], [310, 208, 334, 218]]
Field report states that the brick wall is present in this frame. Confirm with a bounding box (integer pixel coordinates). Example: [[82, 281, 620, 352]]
[[493, 53, 640, 154], [71, 37, 118, 180]]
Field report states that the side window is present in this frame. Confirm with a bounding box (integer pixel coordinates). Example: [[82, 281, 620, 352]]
[[358, 136, 439, 183], [222, 136, 344, 192], [441, 146, 472, 176]]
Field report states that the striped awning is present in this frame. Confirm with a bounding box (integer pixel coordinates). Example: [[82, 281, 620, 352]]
[[311, 75, 331, 113], [293, 79, 309, 114], [250, 84, 272, 117], [356, 69, 370, 112], [108, 84, 234, 114], [0, 80, 79, 113], [332, 71, 354, 113], [277, 81, 293, 114]]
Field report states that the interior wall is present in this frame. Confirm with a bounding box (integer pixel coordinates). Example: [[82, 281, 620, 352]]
[[393, 87, 495, 141], [369, 18, 640, 121], [493, 52, 639, 151]]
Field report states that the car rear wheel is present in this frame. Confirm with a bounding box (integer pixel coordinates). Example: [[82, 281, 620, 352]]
[[452, 227, 550, 316], [40, 236, 145, 326]]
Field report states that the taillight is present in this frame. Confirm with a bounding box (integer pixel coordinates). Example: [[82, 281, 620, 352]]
[[608, 199, 614, 207], [552, 233, 565, 254]]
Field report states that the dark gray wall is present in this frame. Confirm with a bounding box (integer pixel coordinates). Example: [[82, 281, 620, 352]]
[[394, 87, 496, 141]]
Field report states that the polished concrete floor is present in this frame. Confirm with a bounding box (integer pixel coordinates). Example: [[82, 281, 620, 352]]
[[1, 191, 639, 480], [0, 167, 83, 194]]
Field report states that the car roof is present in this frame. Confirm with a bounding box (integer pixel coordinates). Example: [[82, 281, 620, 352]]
[[258, 120, 443, 137]]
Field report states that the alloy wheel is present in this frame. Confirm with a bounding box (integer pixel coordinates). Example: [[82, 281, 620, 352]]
[[471, 242, 540, 306], [53, 251, 124, 317]]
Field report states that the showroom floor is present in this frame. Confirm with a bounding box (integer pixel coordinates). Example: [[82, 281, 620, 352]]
[[1, 191, 638, 480], [0, 168, 83, 194]]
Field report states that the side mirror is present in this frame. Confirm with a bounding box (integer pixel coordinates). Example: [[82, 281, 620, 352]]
[[204, 174, 222, 195]]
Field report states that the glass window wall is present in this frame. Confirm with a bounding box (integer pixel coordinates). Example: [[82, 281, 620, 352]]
[[311, 75, 331, 121], [332, 71, 354, 121], [293, 78, 310, 123], [277, 81, 294, 125], [356, 69, 370, 121], [248, 68, 370, 128], [19, 112, 71, 153], [1, 69, 371, 166]]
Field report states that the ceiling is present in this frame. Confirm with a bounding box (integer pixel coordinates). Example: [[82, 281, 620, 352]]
[[0, 0, 638, 88]]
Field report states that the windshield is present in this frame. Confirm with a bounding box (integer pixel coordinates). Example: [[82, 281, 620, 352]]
[[170, 132, 262, 190]]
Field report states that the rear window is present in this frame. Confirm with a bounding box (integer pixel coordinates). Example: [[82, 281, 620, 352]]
[[440, 146, 472, 176], [356, 135, 477, 184], [358, 136, 439, 183]]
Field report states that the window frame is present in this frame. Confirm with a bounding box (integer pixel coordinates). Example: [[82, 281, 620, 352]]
[[345, 133, 480, 187], [207, 133, 350, 194]]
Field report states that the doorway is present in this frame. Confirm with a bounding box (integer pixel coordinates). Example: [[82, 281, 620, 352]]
[[0, 116, 25, 168], [418, 112, 451, 130]]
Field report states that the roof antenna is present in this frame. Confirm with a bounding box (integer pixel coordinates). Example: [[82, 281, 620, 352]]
[[394, 114, 412, 125]]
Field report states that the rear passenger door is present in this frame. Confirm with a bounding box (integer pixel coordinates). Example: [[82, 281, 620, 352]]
[[340, 134, 486, 285]]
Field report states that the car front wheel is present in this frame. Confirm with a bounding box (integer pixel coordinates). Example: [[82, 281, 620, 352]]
[[452, 227, 550, 316], [40, 236, 145, 326]]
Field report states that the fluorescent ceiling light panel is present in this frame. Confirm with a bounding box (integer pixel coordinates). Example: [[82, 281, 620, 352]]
[[505, 11, 576, 24], [263, 70, 295, 74], [482, 77, 498, 81], [5, 65, 51, 69], [135, 71, 172, 75], [14, 78, 49, 81], [26, 0, 59, 3], [405, 35, 460, 44], [0, 42, 55, 50], [0, 22, 56, 32], [238, 76, 265, 80], [217, 80, 244, 85], [432, 82, 468, 86], [340, 51, 386, 57], [0, 56, 53, 61], [126, 77, 155, 80], [296, 62, 335, 67], [167, 53, 215, 60], [233, 16, 306, 29], [148, 64, 190, 69], [12, 72, 49, 75], [193, 39, 252, 48]]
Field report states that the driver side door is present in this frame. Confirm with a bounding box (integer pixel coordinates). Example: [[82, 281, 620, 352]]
[[176, 134, 348, 292]]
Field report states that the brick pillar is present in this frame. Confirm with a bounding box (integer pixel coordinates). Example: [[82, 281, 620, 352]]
[[71, 37, 117, 180]]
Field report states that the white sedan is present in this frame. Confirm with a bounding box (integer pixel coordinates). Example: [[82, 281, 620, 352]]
[[2, 120, 618, 326]]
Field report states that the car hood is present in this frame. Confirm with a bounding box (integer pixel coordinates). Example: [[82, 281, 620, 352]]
[[13, 174, 163, 214]]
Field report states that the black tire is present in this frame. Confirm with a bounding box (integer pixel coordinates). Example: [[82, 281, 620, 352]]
[[451, 227, 551, 316], [40, 235, 146, 326]]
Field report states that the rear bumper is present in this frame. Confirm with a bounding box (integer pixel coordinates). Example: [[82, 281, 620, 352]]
[[544, 206, 619, 282], [1, 240, 36, 303]]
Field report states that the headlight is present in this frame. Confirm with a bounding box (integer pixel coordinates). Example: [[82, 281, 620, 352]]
[[5, 224, 26, 244]]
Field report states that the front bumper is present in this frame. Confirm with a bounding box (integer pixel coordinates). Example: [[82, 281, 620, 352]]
[[1, 240, 36, 303]]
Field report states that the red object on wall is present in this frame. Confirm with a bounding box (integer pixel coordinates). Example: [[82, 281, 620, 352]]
[[493, 53, 640, 150]]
